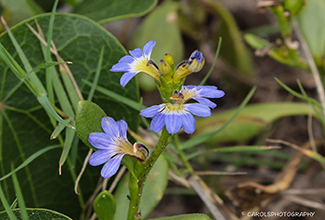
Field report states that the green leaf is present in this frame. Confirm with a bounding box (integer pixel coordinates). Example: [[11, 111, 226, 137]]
[[0, 0, 34, 28], [0, 208, 72, 219], [149, 213, 211, 220], [73, 0, 158, 23], [298, 0, 325, 61], [93, 191, 116, 220], [194, 103, 316, 145], [129, 1, 184, 64], [11, 164, 28, 220], [0, 13, 139, 218], [114, 154, 169, 219], [75, 100, 107, 149], [244, 33, 309, 71], [204, 0, 253, 77]]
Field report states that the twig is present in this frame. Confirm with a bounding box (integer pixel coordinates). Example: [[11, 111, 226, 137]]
[[283, 195, 325, 210], [74, 149, 93, 194], [108, 166, 126, 193], [294, 22, 325, 119], [189, 175, 239, 220], [194, 171, 247, 176]]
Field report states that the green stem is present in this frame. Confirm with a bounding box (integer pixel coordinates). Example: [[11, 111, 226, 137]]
[[127, 128, 172, 220], [174, 135, 194, 174]]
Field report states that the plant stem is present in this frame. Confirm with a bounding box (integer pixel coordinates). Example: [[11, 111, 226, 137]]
[[127, 128, 172, 220], [174, 135, 194, 174]]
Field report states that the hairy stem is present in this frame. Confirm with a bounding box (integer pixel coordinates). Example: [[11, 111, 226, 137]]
[[127, 128, 172, 220]]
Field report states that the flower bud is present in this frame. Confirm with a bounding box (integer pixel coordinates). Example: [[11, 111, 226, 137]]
[[173, 50, 205, 82], [189, 50, 205, 72], [158, 60, 172, 76]]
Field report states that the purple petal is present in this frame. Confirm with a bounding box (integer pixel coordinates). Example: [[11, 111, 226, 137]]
[[110, 55, 134, 72], [100, 154, 124, 178], [185, 103, 211, 117], [143, 40, 156, 58], [181, 113, 196, 134], [120, 71, 138, 87], [199, 88, 225, 98], [193, 97, 217, 108], [89, 149, 116, 166], [101, 117, 119, 137], [140, 104, 163, 118], [116, 119, 128, 139], [150, 113, 165, 132], [129, 48, 143, 59], [183, 85, 195, 90], [165, 113, 182, 134], [190, 51, 203, 62], [88, 132, 116, 149]]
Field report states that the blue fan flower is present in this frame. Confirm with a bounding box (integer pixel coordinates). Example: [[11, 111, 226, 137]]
[[140, 85, 225, 135], [88, 117, 147, 178], [110, 40, 161, 87]]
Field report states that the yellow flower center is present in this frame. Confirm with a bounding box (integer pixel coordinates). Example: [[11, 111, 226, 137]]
[[165, 103, 185, 112], [133, 58, 161, 83]]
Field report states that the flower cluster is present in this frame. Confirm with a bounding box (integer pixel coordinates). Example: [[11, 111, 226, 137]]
[[140, 85, 224, 134], [89, 41, 224, 178]]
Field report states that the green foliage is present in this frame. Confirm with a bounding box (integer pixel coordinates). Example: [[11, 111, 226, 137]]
[[244, 33, 309, 70], [73, 0, 158, 23], [195, 103, 316, 145], [75, 100, 107, 149], [298, 0, 325, 67], [114, 154, 169, 219], [0, 13, 139, 217], [0, 208, 72, 219], [94, 191, 116, 220], [149, 213, 211, 220], [204, 0, 254, 77]]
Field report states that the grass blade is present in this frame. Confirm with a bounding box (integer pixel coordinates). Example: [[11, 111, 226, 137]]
[[0, 145, 61, 182], [200, 37, 222, 86], [181, 86, 257, 149], [187, 145, 279, 160], [11, 164, 28, 220], [50, 120, 71, 140], [37, 96, 73, 128], [59, 128, 76, 173], [60, 67, 80, 112], [87, 46, 104, 101], [275, 78, 322, 108], [1, 17, 46, 95], [0, 184, 17, 220], [83, 79, 145, 111]]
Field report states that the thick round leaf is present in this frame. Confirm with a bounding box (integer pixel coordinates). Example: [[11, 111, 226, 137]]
[[0, 13, 139, 218], [298, 0, 325, 60], [149, 213, 211, 220], [114, 154, 169, 219], [203, 0, 253, 77], [195, 103, 315, 145], [74, 0, 158, 23], [94, 190, 116, 220], [0, 208, 72, 219], [75, 100, 107, 149]]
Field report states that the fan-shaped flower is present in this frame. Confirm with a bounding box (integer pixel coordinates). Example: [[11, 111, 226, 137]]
[[140, 85, 225, 134], [140, 102, 211, 134], [181, 85, 225, 108], [110, 40, 161, 87], [88, 117, 147, 178]]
